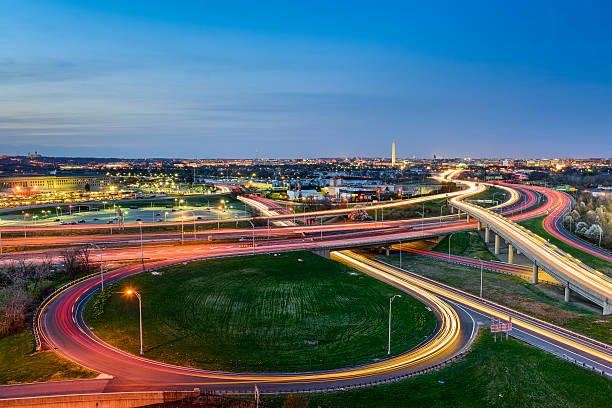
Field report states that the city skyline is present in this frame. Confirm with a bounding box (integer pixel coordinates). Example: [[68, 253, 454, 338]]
[[2, 1, 611, 159]]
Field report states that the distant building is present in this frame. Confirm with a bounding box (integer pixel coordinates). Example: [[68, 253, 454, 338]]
[[0, 175, 112, 193], [287, 189, 320, 201], [392, 141, 396, 166]]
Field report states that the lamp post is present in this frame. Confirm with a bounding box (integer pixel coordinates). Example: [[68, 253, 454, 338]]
[[138, 221, 144, 271], [399, 240, 402, 268], [248, 220, 255, 255], [181, 216, 185, 244], [476, 257, 483, 297], [388, 294, 402, 354], [448, 232, 457, 260], [125, 290, 143, 355], [87, 243, 104, 292], [23, 212, 29, 248]]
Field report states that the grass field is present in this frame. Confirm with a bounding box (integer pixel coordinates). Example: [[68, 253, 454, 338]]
[[378, 252, 612, 344], [261, 330, 612, 408], [433, 230, 498, 261], [520, 216, 612, 276], [365, 198, 451, 221], [84, 251, 436, 372], [469, 187, 508, 208], [0, 331, 98, 385]]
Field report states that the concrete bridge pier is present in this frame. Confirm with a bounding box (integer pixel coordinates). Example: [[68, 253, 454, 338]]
[[604, 300, 611, 316], [466, 214, 470, 222], [508, 244, 514, 264], [484, 227, 490, 243], [564, 286, 571, 303], [477, 220, 481, 231], [310, 248, 331, 259], [494, 234, 500, 255], [532, 262, 538, 284], [385, 246, 390, 256]]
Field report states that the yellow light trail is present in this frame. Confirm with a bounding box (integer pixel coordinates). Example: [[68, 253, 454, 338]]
[[338, 250, 612, 364]]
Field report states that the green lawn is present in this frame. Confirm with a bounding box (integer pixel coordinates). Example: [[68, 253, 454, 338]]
[[433, 230, 498, 261], [0, 330, 98, 384], [84, 251, 436, 372], [366, 198, 451, 221], [469, 187, 508, 208], [520, 216, 612, 276], [262, 331, 612, 408], [379, 252, 612, 344]]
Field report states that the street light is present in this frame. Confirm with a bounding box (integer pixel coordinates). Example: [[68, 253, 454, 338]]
[[476, 257, 483, 297], [23, 212, 29, 248], [125, 290, 144, 355], [399, 240, 402, 268], [248, 220, 255, 255], [388, 294, 402, 354], [87, 243, 104, 292], [448, 232, 457, 260], [138, 221, 144, 270], [181, 215, 186, 244]]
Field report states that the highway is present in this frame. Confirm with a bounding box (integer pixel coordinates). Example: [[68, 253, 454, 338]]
[[2, 173, 611, 403], [0, 248, 476, 399], [445, 174, 612, 314]]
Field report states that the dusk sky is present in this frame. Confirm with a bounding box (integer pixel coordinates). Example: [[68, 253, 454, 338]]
[[1, 1, 611, 159]]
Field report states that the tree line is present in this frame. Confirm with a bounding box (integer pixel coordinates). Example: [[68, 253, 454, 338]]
[[563, 192, 612, 251], [0, 247, 97, 338]]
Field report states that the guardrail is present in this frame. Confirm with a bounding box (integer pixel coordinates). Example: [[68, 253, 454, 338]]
[[396, 246, 562, 286], [218, 347, 473, 395], [375, 258, 612, 353], [32, 269, 103, 351]]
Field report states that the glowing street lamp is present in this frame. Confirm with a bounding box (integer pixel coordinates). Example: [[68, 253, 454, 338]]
[[125, 290, 144, 355]]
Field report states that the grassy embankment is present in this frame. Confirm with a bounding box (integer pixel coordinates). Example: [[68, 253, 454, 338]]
[[365, 198, 451, 221], [381, 232, 612, 343], [0, 331, 98, 385], [469, 187, 508, 208], [262, 331, 612, 408], [84, 251, 436, 372], [520, 216, 612, 276]]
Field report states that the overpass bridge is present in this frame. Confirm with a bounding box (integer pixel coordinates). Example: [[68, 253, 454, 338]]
[[449, 187, 612, 315]]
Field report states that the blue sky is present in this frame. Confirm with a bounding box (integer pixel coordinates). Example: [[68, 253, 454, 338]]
[[1, 1, 611, 158]]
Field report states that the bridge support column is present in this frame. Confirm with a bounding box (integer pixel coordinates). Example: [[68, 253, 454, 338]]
[[466, 214, 470, 222], [564, 286, 570, 303], [604, 300, 611, 316], [385, 246, 390, 256], [484, 227, 490, 243], [532, 263, 538, 284], [508, 245, 514, 264], [494, 234, 500, 255], [477, 220, 481, 231], [450, 206, 455, 214]]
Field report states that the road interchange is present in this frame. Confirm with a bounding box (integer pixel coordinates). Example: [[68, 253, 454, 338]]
[[1, 172, 611, 401]]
